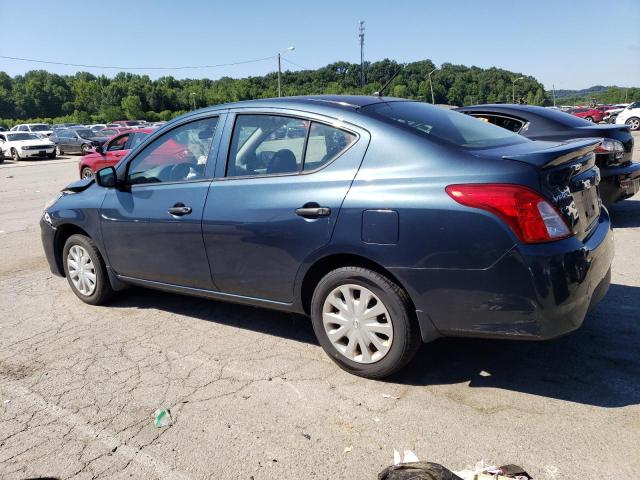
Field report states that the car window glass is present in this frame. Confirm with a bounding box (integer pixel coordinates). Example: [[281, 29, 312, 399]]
[[304, 122, 356, 171], [108, 134, 129, 151], [470, 114, 524, 133], [0, 134, 5, 141], [127, 117, 217, 185], [227, 115, 309, 177], [125, 132, 148, 150]]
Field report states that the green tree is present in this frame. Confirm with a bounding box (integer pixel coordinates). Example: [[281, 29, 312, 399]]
[[121, 95, 144, 119]]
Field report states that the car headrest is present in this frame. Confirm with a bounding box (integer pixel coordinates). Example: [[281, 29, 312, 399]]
[[267, 149, 298, 174]]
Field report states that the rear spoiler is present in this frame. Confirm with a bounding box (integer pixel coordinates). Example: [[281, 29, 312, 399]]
[[502, 138, 600, 168]]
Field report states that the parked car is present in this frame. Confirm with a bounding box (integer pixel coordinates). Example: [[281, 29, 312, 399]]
[[0, 146, 4, 163], [109, 120, 146, 129], [98, 127, 130, 136], [78, 128, 155, 179], [456, 104, 639, 205], [0, 131, 56, 160], [10, 123, 53, 137], [615, 101, 640, 131], [52, 123, 82, 130], [87, 124, 108, 132], [567, 107, 605, 123], [50, 128, 108, 155], [41, 96, 613, 378]]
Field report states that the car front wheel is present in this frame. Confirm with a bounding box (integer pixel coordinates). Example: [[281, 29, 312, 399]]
[[626, 117, 640, 131], [11, 148, 20, 161], [81, 143, 91, 155], [81, 167, 94, 179], [62, 234, 113, 305], [310, 267, 421, 378]]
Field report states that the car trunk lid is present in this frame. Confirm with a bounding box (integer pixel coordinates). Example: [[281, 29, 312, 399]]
[[501, 139, 602, 241]]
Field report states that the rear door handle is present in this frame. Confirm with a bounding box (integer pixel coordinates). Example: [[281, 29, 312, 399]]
[[295, 205, 331, 218], [168, 203, 192, 216]]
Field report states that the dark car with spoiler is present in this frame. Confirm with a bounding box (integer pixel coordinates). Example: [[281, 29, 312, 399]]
[[40, 96, 613, 378], [456, 104, 639, 205]]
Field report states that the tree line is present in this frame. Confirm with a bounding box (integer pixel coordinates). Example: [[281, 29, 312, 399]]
[[0, 59, 550, 127], [552, 86, 640, 106]]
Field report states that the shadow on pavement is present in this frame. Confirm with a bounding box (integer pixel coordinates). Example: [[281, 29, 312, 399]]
[[110, 283, 640, 408]]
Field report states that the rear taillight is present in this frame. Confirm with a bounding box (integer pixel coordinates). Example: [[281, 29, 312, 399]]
[[445, 184, 572, 244]]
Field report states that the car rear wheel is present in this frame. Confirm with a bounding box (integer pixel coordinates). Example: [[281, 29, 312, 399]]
[[584, 116, 593, 122], [81, 167, 94, 179], [63, 234, 113, 305], [626, 117, 640, 131], [310, 267, 421, 378], [81, 143, 91, 155], [11, 148, 20, 161]]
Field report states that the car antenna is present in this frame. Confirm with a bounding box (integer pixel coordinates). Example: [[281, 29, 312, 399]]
[[373, 64, 404, 97]]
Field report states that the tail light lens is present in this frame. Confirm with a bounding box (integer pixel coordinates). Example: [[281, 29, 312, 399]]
[[594, 138, 624, 153], [445, 184, 572, 244]]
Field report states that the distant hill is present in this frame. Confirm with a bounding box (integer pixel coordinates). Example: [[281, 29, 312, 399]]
[[549, 85, 639, 105]]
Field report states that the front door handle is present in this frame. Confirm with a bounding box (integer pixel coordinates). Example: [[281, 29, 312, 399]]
[[168, 203, 192, 216], [295, 204, 331, 218]]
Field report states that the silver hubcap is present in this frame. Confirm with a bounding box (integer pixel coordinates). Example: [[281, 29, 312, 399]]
[[322, 284, 393, 364], [67, 245, 96, 296], [628, 119, 639, 129], [82, 168, 94, 179], [56, 146, 61, 155]]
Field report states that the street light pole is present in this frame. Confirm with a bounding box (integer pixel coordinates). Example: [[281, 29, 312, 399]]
[[277, 46, 295, 97], [428, 68, 438, 104], [191, 92, 196, 111], [512, 76, 524, 103]]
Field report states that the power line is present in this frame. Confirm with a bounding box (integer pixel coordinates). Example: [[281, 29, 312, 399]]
[[0, 54, 277, 71], [281, 57, 308, 71]]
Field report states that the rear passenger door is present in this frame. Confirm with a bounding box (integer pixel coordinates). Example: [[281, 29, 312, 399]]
[[202, 111, 370, 303]]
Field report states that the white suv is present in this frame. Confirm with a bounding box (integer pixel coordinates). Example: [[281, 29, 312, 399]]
[[10, 123, 53, 137], [615, 102, 640, 131]]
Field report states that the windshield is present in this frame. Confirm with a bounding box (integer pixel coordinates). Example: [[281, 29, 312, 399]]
[[362, 101, 527, 149], [75, 129, 95, 138], [30, 124, 51, 131], [7, 133, 39, 141]]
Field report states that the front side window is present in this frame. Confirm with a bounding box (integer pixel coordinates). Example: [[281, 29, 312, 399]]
[[108, 134, 129, 151], [362, 101, 528, 149], [227, 115, 356, 177], [126, 117, 217, 185]]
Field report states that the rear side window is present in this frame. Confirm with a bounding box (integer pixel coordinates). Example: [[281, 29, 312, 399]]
[[227, 114, 356, 177], [361, 101, 528, 149], [470, 114, 525, 133]]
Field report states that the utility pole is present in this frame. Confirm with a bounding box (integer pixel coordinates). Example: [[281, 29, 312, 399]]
[[277, 46, 295, 97], [428, 67, 438, 104], [552, 84, 556, 107], [359, 21, 365, 88]]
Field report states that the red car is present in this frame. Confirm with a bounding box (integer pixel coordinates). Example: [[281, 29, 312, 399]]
[[79, 128, 154, 179], [567, 107, 605, 123]]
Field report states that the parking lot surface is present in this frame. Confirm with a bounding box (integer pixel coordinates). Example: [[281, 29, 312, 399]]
[[1, 137, 639, 480]]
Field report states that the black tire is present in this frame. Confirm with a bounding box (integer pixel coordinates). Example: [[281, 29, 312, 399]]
[[626, 117, 640, 131], [81, 167, 94, 179], [80, 143, 90, 155], [47, 150, 57, 159], [310, 267, 421, 378], [62, 234, 114, 305], [11, 148, 20, 161], [56, 145, 63, 156], [0, 152, 4, 164]]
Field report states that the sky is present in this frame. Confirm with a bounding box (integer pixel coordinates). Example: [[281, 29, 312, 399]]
[[0, 0, 638, 90]]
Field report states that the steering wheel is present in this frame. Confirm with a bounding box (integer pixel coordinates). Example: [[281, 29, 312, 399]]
[[168, 162, 193, 181]]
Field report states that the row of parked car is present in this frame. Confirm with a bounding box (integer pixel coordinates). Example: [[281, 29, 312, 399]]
[[40, 95, 637, 378], [560, 102, 640, 127], [0, 120, 165, 163]]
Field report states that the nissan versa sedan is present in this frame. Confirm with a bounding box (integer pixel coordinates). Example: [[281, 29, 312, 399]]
[[40, 96, 613, 378]]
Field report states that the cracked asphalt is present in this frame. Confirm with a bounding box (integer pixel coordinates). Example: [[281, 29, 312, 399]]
[[1, 134, 639, 480]]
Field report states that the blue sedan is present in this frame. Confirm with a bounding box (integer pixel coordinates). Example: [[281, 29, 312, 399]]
[[40, 96, 613, 378]]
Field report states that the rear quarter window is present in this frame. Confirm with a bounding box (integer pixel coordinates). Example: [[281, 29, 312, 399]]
[[362, 101, 528, 149]]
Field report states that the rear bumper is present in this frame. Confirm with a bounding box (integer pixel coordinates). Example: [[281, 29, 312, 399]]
[[391, 211, 614, 341], [600, 162, 640, 204]]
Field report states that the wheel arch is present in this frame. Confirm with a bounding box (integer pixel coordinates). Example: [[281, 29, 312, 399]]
[[53, 224, 92, 276], [299, 253, 412, 316]]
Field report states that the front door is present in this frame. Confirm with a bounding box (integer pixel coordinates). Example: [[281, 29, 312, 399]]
[[203, 112, 368, 302], [101, 115, 222, 289]]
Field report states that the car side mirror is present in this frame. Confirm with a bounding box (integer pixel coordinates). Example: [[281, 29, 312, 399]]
[[95, 145, 104, 154], [95, 166, 117, 188]]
